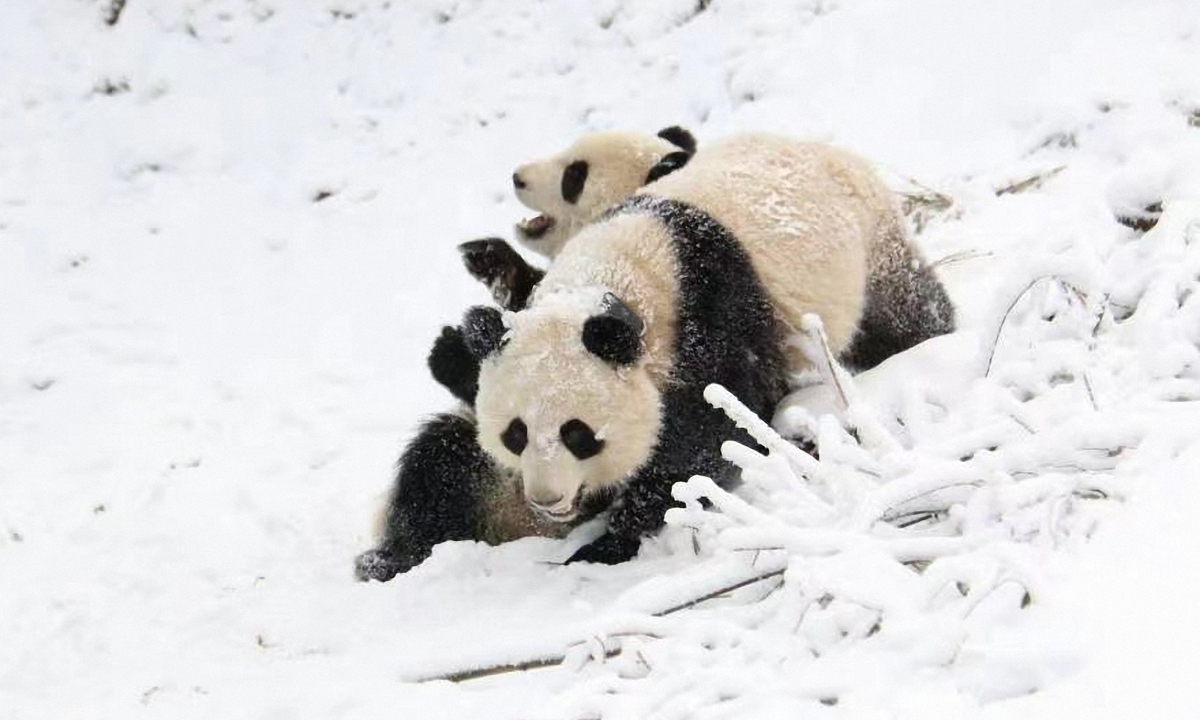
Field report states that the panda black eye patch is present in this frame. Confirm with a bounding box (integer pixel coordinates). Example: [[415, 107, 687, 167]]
[[561, 160, 589, 204], [501, 418, 528, 455], [560, 419, 604, 460]]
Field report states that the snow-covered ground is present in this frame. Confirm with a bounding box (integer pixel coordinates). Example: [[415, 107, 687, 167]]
[[3, 0, 1200, 717]]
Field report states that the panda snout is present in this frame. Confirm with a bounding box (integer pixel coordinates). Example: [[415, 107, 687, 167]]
[[526, 487, 580, 521], [512, 172, 527, 190], [527, 490, 565, 512]]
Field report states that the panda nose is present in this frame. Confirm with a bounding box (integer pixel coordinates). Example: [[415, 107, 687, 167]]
[[512, 172, 527, 190]]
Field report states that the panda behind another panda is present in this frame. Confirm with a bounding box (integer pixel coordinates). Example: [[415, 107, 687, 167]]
[[470, 133, 954, 565], [459, 126, 697, 313]]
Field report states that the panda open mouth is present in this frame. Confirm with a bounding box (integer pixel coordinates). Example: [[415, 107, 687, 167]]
[[516, 214, 556, 241]]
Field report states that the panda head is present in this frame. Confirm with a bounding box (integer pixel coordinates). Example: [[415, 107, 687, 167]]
[[512, 126, 696, 259], [471, 292, 661, 522]]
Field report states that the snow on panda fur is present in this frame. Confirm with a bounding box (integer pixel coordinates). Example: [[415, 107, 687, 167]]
[[356, 131, 955, 579], [354, 128, 698, 582], [470, 133, 955, 565], [459, 126, 696, 312]]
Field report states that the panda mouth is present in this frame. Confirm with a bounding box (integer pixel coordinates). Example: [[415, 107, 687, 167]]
[[516, 214, 556, 241], [530, 487, 583, 523], [538, 506, 579, 522]]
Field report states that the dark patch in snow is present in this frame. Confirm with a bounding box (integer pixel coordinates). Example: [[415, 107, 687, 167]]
[[103, 0, 127, 27], [93, 78, 130, 96], [31, 377, 56, 391], [311, 188, 336, 203], [1116, 201, 1162, 233], [1034, 131, 1079, 151]]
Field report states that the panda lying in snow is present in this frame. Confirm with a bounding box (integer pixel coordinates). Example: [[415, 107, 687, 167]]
[[355, 127, 698, 582], [355, 131, 956, 580]]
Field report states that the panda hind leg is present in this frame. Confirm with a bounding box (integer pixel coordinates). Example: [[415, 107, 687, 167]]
[[355, 413, 498, 582], [840, 235, 956, 372]]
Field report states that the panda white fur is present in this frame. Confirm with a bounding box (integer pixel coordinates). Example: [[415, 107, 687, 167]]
[[460, 127, 696, 312], [469, 133, 954, 564]]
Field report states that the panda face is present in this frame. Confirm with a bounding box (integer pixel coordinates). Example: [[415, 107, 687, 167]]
[[511, 131, 683, 259], [475, 292, 661, 521]]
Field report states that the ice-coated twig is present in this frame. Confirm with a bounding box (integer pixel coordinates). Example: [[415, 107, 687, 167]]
[[704, 383, 832, 487], [984, 276, 1092, 378], [795, 313, 901, 454]]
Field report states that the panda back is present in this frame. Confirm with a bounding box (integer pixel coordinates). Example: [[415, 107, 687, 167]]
[[645, 133, 880, 357]]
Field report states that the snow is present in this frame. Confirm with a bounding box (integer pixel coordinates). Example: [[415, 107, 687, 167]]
[[2, 0, 1200, 718]]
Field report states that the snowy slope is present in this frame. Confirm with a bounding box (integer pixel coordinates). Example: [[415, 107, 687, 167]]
[[2, 0, 1199, 718]]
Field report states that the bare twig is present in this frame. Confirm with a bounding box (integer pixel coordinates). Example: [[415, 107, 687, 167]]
[[985, 277, 1050, 377], [412, 567, 787, 684], [995, 166, 1066, 196], [930, 249, 994, 270], [431, 648, 622, 684], [654, 567, 788, 616]]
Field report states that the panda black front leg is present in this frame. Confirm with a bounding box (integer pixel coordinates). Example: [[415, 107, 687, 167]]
[[428, 326, 479, 405], [459, 238, 545, 311], [565, 532, 642, 565], [427, 306, 510, 407], [565, 465, 678, 565]]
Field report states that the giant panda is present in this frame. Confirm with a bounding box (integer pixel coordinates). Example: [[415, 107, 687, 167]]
[[460, 126, 698, 313], [354, 127, 698, 583], [461, 125, 952, 370], [469, 133, 956, 565]]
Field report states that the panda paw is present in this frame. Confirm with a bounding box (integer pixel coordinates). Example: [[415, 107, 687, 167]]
[[459, 238, 541, 311], [565, 533, 641, 566], [428, 325, 480, 405], [354, 548, 408, 583]]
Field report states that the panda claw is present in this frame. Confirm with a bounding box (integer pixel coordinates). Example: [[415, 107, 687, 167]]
[[354, 548, 407, 582], [458, 238, 544, 311], [565, 533, 641, 566]]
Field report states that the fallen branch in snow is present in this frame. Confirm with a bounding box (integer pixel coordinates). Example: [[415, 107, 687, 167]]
[[432, 650, 621, 684], [994, 165, 1066, 196], [411, 566, 788, 684]]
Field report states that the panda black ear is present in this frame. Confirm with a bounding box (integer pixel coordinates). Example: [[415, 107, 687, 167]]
[[645, 151, 692, 184], [461, 305, 507, 359], [656, 126, 697, 156], [582, 293, 644, 366]]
